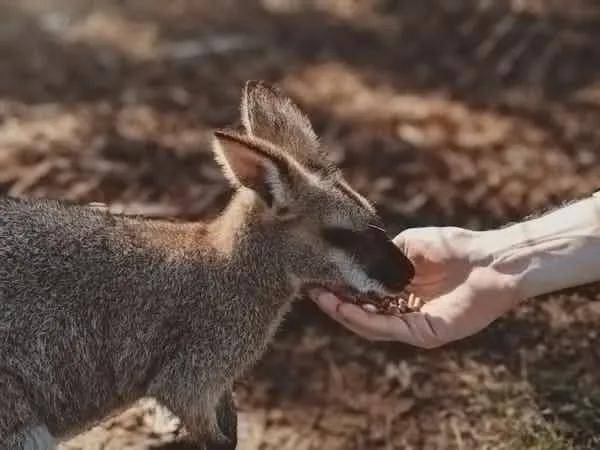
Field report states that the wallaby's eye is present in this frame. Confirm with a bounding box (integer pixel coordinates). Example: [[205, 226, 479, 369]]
[[321, 225, 385, 252], [321, 227, 360, 249]]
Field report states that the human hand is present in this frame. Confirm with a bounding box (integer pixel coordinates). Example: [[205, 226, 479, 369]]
[[309, 227, 521, 348]]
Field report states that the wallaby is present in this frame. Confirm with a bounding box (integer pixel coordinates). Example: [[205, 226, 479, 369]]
[[0, 81, 414, 450]]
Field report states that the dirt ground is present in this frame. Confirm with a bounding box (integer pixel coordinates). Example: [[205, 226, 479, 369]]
[[1, 1, 600, 449]]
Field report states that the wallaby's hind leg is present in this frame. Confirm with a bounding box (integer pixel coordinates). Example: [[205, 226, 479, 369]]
[[2, 426, 57, 450]]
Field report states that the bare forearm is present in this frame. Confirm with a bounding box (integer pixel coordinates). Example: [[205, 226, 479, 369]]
[[479, 191, 600, 299]]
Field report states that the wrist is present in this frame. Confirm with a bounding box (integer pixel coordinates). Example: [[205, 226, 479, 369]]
[[469, 226, 529, 297], [482, 224, 550, 299], [476, 194, 600, 299]]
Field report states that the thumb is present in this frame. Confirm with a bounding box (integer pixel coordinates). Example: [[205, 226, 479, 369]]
[[392, 232, 408, 253], [393, 227, 439, 262], [393, 228, 426, 257]]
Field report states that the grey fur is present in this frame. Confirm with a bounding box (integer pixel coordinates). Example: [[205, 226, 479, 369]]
[[0, 82, 397, 449]]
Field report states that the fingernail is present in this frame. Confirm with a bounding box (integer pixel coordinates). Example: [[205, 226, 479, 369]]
[[310, 290, 340, 307], [361, 303, 378, 313], [319, 293, 339, 304]]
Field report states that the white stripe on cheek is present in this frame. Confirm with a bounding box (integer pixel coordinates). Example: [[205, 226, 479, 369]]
[[329, 248, 384, 293]]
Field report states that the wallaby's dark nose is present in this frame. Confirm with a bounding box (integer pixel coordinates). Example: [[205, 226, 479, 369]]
[[385, 250, 415, 291], [364, 225, 414, 291]]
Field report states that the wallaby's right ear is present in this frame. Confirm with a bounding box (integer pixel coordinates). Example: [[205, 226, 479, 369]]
[[212, 130, 290, 208], [241, 81, 330, 173]]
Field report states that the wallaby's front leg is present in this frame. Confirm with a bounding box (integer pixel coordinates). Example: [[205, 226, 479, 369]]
[[214, 390, 237, 450], [2, 426, 57, 450], [0, 373, 57, 450], [156, 393, 234, 450], [149, 369, 235, 450]]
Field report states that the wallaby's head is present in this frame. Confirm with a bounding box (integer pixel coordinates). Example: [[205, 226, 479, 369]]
[[212, 81, 414, 300]]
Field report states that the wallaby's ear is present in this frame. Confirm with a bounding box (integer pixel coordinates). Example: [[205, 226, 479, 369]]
[[213, 130, 291, 207], [241, 81, 331, 173]]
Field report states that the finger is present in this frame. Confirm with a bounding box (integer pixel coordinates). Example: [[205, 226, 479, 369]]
[[392, 232, 408, 254], [401, 285, 503, 346], [392, 227, 431, 251], [390, 311, 446, 348], [341, 289, 481, 348], [408, 292, 417, 309], [310, 292, 385, 340], [309, 290, 343, 317], [392, 229, 431, 288], [309, 291, 373, 334], [334, 305, 391, 340], [336, 304, 422, 345], [310, 289, 448, 347]]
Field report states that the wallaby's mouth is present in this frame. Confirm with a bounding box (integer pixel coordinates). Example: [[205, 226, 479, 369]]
[[303, 283, 421, 315]]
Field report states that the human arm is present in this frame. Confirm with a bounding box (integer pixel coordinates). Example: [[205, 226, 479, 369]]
[[310, 191, 600, 348], [481, 191, 600, 299]]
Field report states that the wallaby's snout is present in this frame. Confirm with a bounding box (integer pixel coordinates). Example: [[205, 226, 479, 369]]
[[322, 224, 414, 293], [324, 225, 415, 295]]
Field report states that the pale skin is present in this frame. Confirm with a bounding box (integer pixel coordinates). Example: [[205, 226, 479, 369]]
[[310, 191, 600, 348]]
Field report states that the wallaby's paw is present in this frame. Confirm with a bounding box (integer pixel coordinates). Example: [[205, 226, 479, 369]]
[[215, 391, 237, 445], [152, 401, 183, 435], [22, 425, 57, 450], [2, 425, 56, 450]]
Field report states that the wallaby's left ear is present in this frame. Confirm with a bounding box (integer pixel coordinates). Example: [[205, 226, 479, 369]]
[[241, 81, 329, 173], [212, 130, 291, 208]]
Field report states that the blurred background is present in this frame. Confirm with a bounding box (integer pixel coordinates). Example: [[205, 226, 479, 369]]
[[1, 0, 599, 449]]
